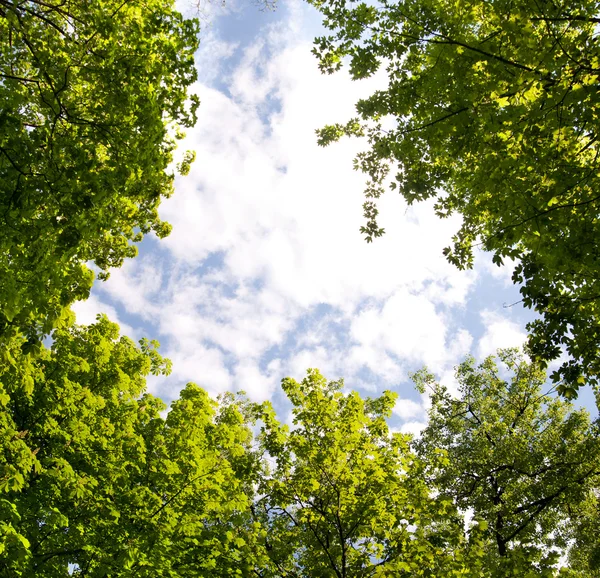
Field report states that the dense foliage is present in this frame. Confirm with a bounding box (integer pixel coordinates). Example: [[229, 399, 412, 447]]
[[1, 321, 597, 576], [253, 369, 487, 577], [0, 317, 263, 577], [0, 0, 199, 346], [2, 2, 599, 576], [310, 0, 600, 395], [415, 349, 600, 576]]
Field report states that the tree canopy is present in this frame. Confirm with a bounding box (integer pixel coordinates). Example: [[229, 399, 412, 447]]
[[253, 369, 487, 577], [414, 349, 600, 576], [2, 2, 599, 575], [2, 322, 597, 576], [0, 316, 263, 577], [0, 0, 199, 346], [310, 0, 600, 395]]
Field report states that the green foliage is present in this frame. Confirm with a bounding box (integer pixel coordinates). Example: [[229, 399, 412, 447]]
[[565, 492, 600, 577], [2, 322, 596, 576], [309, 0, 600, 393], [253, 369, 488, 577], [0, 316, 261, 577], [414, 349, 600, 575], [0, 0, 199, 345]]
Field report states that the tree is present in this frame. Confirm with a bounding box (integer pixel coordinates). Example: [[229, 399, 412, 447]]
[[0, 0, 199, 346], [253, 369, 488, 577], [309, 0, 600, 395], [566, 490, 600, 577], [4, 331, 599, 576], [413, 349, 600, 575], [0, 316, 263, 577]]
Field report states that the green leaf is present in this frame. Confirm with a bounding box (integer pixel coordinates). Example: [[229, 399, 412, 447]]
[[309, 0, 600, 394]]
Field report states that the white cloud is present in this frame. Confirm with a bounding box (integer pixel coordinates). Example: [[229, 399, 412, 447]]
[[436, 368, 462, 399], [349, 292, 473, 378], [168, 344, 231, 399], [72, 294, 136, 340], [477, 249, 517, 286], [87, 1, 530, 409], [393, 397, 423, 421], [477, 309, 527, 359], [195, 31, 239, 86], [400, 420, 427, 437]]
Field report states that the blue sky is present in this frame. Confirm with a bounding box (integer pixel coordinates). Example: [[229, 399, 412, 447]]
[[73, 0, 597, 429]]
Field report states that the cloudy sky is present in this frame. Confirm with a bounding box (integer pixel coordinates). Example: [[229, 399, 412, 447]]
[[73, 0, 596, 430]]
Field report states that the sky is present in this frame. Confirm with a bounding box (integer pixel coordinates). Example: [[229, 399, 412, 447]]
[[72, 0, 597, 430]]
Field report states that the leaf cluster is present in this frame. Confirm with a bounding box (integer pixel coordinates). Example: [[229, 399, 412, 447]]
[[309, 0, 600, 394], [0, 316, 262, 577], [0, 0, 199, 346], [1, 322, 598, 576], [415, 349, 600, 576]]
